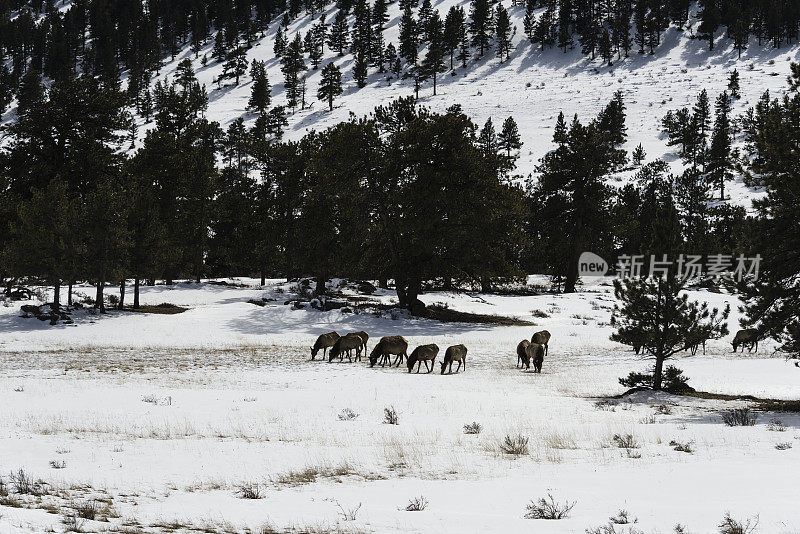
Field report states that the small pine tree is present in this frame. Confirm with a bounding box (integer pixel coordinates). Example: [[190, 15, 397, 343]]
[[632, 143, 646, 165], [248, 60, 271, 114], [498, 116, 522, 158], [318, 62, 343, 110], [611, 275, 729, 391], [274, 26, 287, 58], [353, 50, 369, 87], [495, 4, 513, 62], [328, 10, 351, 55], [728, 69, 741, 99]]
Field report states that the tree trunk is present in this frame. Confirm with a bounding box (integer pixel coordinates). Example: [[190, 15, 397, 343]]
[[67, 281, 73, 306], [95, 279, 105, 311], [118, 279, 126, 310], [260, 270, 266, 286], [134, 277, 140, 309], [564, 219, 584, 293], [52, 280, 61, 312], [652, 354, 665, 390], [480, 277, 492, 293]]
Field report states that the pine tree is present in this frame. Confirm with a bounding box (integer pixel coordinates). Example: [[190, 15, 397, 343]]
[[728, 69, 741, 99], [692, 89, 711, 171], [328, 10, 350, 56], [495, 4, 513, 62], [371, 0, 388, 70], [422, 10, 445, 94], [443, 6, 465, 70], [386, 43, 401, 77], [213, 29, 227, 62], [399, 4, 419, 65], [418, 0, 433, 41], [698, 0, 721, 51], [274, 25, 287, 58], [282, 33, 307, 110], [498, 116, 522, 174], [557, 0, 574, 52], [318, 62, 343, 110], [612, 275, 729, 390], [353, 49, 369, 87], [469, 0, 493, 57], [248, 60, 271, 114], [707, 91, 733, 200], [223, 45, 249, 85], [523, 0, 536, 43], [632, 143, 646, 165]]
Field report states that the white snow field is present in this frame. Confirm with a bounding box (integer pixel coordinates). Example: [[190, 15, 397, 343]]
[[1, 279, 799, 533]]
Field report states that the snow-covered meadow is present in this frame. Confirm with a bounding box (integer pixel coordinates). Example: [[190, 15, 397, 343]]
[[1, 279, 798, 533]]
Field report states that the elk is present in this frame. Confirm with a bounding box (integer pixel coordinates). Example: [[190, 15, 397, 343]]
[[369, 336, 409, 367], [440, 344, 467, 374], [407, 344, 439, 373], [329, 333, 364, 362], [517, 340, 531, 368], [517, 340, 544, 372], [732, 329, 759, 353], [531, 330, 551, 356], [351, 330, 369, 356], [311, 331, 340, 360]]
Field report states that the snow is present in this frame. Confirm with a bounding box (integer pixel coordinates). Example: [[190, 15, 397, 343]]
[[1, 279, 798, 532]]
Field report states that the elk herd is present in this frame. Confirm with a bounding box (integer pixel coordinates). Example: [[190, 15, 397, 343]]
[[311, 330, 470, 374], [311, 329, 552, 374], [312, 326, 766, 374]]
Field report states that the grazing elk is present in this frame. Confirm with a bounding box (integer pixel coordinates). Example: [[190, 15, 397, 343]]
[[531, 330, 551, 356], [311, 331, 340, 360], [329, 333, 363, 362], [517, 340, 531, 368], [351, 330, 369, 356], [732, 329, 759, 353], [407, 344, 439, 373], [369, 336, 409, 367], [440, 344, 467, 374]]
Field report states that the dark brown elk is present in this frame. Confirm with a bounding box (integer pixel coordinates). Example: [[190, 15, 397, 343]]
[[440, 344, 467, 374], [517, 340, 531, 368], [531, 330, 551, 356], [329, 333, 363, 362], [311, 331, 340, 360], [369, 336, 409, 367], [407, 344, 439, 373], [351, 330, 369, 356], [732, 329, 759, 353]]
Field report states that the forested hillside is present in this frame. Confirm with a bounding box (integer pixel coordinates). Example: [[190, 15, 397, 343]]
[[0, 0, 799, 348]]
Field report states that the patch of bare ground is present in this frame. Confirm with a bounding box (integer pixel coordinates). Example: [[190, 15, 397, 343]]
[[607, 388, 800, 412], [120, 303, 188, 314]]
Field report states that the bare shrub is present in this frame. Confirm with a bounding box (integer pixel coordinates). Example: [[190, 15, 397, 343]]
[[405, 496, 428, 511], [524, 493, 575, 520], [338, 408, 359, 421], [767, 419, 786, 432], [669, 440, 694, 453], [531, 309, 550, 318], [718, 512, 758, 534], [654, 404, 672, 415], [336, 501, 362, 521], [383, 406, 399, 425], [235, 482, 263, 499], [613, 434, 639, 450], [499, 434, 529, 455], [10, 469, 47, 496], [463, 422, 482, 434], [721, 408, 757, 427], [72, 500, 100, 520], [610, 509, 637, 524], [639, 414, 657, 424], [62, 510, 86, 532], [775, 442, 792, 450], [594, 400, 617, 411], [49, 460, 66, 469]]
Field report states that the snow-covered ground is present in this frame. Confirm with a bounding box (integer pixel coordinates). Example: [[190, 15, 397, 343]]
[[1, 279, 798, 533]]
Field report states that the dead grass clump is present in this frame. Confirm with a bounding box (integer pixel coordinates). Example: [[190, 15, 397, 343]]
[[271, 463, 355, 487], [383, 406, 399, 425], [335, 501, 361, 521], [718, 512, 758, 534], [10, 469, 48, 496], [72, 500, 100, 520], [49, 460, 66, 469], [338, 408, 359, 421], [594, 400, 617, 411], [235, 482, 263, 499], [61, 510, 86, 532], [404, 496, 428, 511], [767, 419, 786, 432], [669, 440, 694, 453], [721, 409, 758, 427], [524, 493, 575, 520], [775, 442, 792, 450], [499, 434, 529, 456], [463, 422, 482, 434]]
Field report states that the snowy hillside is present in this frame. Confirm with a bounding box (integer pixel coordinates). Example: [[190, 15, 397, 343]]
[[128, 2, 800, 207]]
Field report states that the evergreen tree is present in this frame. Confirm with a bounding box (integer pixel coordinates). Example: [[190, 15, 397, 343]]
[[421, 10, 445, 95], [698, 0, 721, 50], [318, 62, 343, 110], [248, 60, 271, 114], [399, 3, 419, 65], [495, 4, 513, 62], [632, 143, 646, 165], [222, 45, 249, 85], [371, 0, 388, 70], [274, 25, 287, 58], [282, 33, 307, 110], [707, 91, 733, 200], [328, 10, 350, 56], [498, 115, 522, 159], [469, 0, 493, 57], [418, 0, 433, 41], [213, 29, 227, 62], [612, 274, 729, 390], [443, 6, 466, 70], [728, 69, 741, 99]]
